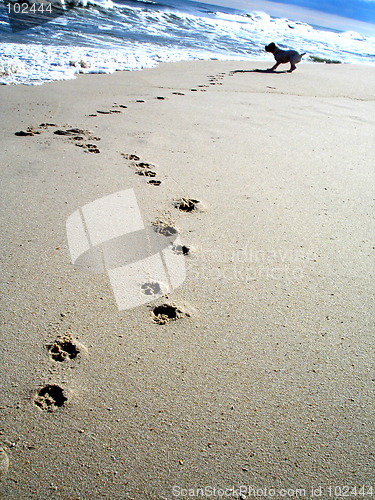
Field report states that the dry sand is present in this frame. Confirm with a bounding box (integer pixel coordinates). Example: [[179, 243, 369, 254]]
[[0, 60, 374, 499]]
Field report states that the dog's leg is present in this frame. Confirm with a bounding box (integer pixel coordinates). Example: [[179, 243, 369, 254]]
[[268, 62, 280, 71], [288, 63, 296, 72]]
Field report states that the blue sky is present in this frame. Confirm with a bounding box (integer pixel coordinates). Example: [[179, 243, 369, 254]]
[[197, 0, 375, 35], [273, 0, 375, 23]]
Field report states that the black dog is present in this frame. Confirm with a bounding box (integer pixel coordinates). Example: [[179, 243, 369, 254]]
[[265, 42, 305, 72]]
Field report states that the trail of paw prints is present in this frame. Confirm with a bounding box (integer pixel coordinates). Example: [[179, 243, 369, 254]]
[[88, 86, 210, 115], [207, 72, 225, 86], [84, 151, 198, 329], [145, 216, 196, 327], [14, 122, 56, 136], [148, 217, 193, 325], [15, 123, 101, 154], [151, 217, 191, 255], [189, 72, 227, 92], [121, 152, 201, 253], [135, 95, 168, 103], [89, 102, 127, 116], [54, 127, 101, 153], [85, 77, 220, 117], [121, 152, 163, 186], [34, 315, 88, 413], [173, 72, 227, 93], [148, 197, 203, 328], [88, 97, 167, 117]]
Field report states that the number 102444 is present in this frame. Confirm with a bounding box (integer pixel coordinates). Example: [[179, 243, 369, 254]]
[[7, 2, 53, 14], [328, 485, 373, 497]]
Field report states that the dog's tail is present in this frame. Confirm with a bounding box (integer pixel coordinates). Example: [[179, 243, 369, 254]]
[[301, 53, 306, 57]]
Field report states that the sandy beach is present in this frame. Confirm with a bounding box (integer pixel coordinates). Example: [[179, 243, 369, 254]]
[[1, 60, 374, 499]]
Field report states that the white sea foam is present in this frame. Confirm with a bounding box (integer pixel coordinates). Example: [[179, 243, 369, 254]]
[[0, 42, 248, 85], [64, 0, 115, 8]]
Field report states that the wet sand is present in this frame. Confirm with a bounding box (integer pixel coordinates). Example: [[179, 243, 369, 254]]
[[0, 60, 374, 499]]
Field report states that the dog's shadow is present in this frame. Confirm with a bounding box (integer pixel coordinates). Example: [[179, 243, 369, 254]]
[[231, 69, 290, 75]]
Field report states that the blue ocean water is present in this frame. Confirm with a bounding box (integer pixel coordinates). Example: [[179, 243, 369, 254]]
[[0, 0, 374, 84]]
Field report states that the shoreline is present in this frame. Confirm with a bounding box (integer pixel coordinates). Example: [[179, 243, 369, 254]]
[[2, 56, 375, 88], [0, 44, 375, 86], [1, 59, 374, 498]]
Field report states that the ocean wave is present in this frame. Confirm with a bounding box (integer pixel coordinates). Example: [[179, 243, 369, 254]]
[[0, 0, 374, 84], [0, 41, 248, 84], [64, 0, 115, 8]]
